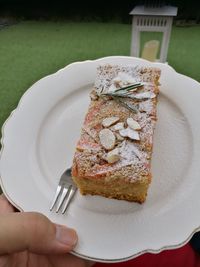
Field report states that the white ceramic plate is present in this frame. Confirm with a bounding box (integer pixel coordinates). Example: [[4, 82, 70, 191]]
[[1, 56, 200, 263]]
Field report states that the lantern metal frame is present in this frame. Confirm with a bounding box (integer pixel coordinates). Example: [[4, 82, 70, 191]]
[[130, 5, 178, 62]]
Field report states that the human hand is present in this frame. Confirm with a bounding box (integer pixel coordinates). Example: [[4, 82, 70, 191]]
[[0, 194, 94, 267]]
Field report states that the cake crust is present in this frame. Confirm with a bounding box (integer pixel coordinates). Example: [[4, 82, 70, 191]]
[[72, 64, 160, 203]]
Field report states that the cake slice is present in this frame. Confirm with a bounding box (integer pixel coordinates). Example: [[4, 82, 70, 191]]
[[72, 64, 160, 203]]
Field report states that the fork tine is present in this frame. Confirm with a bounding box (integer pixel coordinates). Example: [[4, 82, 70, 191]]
[[55, 186, 70, 213], [50, 185, 62, 211], [62, 187, 76, 214]]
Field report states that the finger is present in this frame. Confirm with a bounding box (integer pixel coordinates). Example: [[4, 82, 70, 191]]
[[0, 194, 15, 214], [0, 212, 78, 255], [49, 253, 95, 267]]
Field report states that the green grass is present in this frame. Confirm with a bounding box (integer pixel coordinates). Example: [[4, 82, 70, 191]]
[[0, 21, 200, 134]]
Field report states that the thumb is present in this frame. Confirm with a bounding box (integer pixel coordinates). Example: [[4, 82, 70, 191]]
[[0, 212, 78, 255]]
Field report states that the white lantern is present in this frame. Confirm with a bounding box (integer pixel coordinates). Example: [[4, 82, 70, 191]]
[[130, 5, 178, 62]]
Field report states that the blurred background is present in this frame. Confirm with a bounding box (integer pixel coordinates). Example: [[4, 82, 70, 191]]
[[1, 0, 200, 23]]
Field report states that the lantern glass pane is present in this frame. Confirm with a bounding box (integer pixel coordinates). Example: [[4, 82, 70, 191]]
[[140, 31, 163, 61]]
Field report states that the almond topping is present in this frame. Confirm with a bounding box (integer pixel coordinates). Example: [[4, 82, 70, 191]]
[[99, 129, 116, 150], [134, 92, 156, 99], [115, 133, 125, 141], [119, 128, 128, 137], [112, 122, 124, 131], [119, 128, 140, 140], [127, 118, 141, 130], [102, 117, 119, 128], [127, 128, 140, 140], [106, 148, 120, 163]]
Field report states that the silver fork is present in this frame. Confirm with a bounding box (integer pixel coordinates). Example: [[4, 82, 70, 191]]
[[50, 168, 77, 214]]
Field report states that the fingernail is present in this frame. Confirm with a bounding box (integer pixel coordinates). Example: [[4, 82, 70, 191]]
[[55, 224, 78, 247]]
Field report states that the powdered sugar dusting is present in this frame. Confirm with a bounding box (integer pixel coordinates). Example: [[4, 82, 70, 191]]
[[85, 140, 150, 181], [95, 64, 158, 96], [95, 65, 142, 95], [139, 99, 154, 114], [119, 140, 145, 163], [74, 64, 160, 182]]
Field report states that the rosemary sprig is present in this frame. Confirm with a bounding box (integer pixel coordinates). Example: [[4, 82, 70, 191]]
[[100, 82, 144, 114], [102, 83, 144, 98], [112, 96, 138, 113], [103, 91, 154, 100], [115, 83, 143, 93], [102, 92, 128, 98]]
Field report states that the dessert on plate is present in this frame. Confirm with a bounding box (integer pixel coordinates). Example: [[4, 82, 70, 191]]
[[72, 64, 160, 203]]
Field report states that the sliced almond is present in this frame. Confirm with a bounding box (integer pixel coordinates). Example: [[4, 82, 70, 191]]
[[127, 128, 140, 140], [113, 77, 121, 83], [102, 117, 119, 128], [116, 73, 136, 84], [115, 133, 124, 141], [99, 129, 116, 150], [127, 118, 141, 130], [106, 148, 120, 163], [113, 73, 138, 88], [134, 92, 156, 99], [112, 122, 124, 131], [127, 77, 137, 84], [119, 81, 127, 87], [119, 128, 128, 137], [119, 127, 140, 141]]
